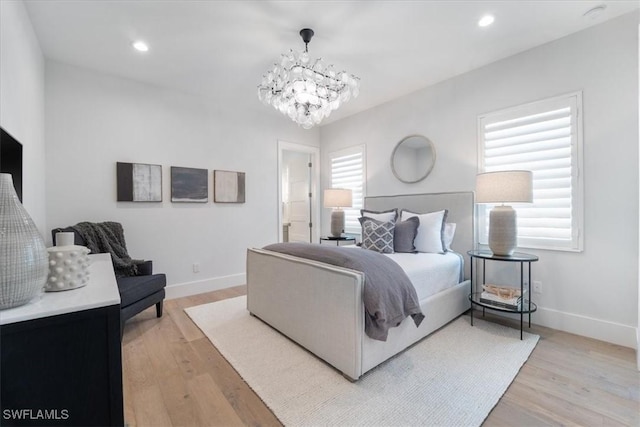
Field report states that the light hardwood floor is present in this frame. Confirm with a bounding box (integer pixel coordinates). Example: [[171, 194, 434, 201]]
[[122, 286, 639, 426]]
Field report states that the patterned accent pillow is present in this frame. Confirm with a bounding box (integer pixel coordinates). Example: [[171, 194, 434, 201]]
[[358, 217, 395, 253]]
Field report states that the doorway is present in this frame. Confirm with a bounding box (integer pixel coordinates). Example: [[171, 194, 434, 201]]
[[277, 141, 320, 243]]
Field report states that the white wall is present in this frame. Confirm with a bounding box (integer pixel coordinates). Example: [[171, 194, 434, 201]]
[[321, 12, 639, 348], [0, 0, 46, 235], [45, 61, 319, 297]]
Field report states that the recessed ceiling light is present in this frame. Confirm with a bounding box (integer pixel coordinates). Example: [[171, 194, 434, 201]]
[[478, 15, 495, 27], [132, 41, 149, 52], [583, 4, 607, 20]]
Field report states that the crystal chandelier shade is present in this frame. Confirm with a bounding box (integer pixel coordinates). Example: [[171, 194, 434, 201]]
[[257, 29, 360, 129]]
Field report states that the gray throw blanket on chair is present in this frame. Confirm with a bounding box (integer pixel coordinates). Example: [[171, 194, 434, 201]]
[[72, 221, 141, 278]]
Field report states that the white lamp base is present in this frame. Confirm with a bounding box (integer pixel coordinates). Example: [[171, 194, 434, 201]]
[[489, 205, 517, 256], [330, 210, 345, 237]]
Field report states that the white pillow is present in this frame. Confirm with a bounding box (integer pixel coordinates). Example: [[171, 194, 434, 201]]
[[400, 209, 448, 253], [443, 222, 456, 251], [360, 208, 398, 223]]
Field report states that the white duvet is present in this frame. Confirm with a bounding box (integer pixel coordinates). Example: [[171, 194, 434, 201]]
[[384, 252, 463, 301], [343, 246, 463, 302]]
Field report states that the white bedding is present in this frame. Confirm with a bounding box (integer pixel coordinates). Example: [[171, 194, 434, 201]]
[[384, 251, 463, 301], [343, 246, 463, 302]]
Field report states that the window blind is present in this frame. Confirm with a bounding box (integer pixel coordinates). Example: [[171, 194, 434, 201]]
[[330, 146, 365, 235], [479, 93, 583, 251]]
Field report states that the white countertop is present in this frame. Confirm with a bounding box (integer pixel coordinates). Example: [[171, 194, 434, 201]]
[[0, 253, 121, 325]]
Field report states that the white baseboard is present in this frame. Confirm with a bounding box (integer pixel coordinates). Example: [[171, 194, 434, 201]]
[[534, 306, 636, 349], [636, 327, 639, 371], [490, 305, 636, 349], [165, 273, 246, 300]]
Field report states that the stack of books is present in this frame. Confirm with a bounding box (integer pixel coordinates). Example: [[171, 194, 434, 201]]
[[480, 284, 525, 310]]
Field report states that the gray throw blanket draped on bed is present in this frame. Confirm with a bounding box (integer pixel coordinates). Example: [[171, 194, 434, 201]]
[[263, 242, 425, 341], [72, 221, 142, 278]]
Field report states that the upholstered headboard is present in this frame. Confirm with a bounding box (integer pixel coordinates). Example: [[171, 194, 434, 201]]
[[364, 192, 475, 279]]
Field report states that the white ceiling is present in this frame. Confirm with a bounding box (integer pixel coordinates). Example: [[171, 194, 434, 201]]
[[24, 1, 639, 125]]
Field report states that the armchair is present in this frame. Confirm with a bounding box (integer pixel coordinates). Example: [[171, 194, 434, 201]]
[[51, 226, 166, 335]]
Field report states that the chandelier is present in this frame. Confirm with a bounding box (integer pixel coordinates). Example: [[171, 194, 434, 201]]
[[257, 28, 360, 129]]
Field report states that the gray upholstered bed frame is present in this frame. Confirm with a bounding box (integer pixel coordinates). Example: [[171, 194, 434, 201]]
[[246, 191, 474, 380]]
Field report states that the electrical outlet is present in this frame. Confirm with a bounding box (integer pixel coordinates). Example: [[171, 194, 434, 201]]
[[192, 263, 200, 273], [533, 280, 542, 293]]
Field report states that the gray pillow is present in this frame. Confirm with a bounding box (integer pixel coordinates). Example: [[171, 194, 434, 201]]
[[359, 208, 398, 223], [358, 217, 395, 254], [393, 216, 420, 253]]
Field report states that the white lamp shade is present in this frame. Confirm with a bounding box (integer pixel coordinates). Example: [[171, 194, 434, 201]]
[[475, 170, 533, 204], [323, 188, 352, 208]]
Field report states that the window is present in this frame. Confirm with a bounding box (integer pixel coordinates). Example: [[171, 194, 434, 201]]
[[478, 92, 583, 251], [329, 145, 366, 235]]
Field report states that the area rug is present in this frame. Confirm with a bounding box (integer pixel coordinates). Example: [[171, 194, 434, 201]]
[[185, 296, 539, 426]]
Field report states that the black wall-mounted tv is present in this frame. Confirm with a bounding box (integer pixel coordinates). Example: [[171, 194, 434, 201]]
[[0, 127, 23, 202]]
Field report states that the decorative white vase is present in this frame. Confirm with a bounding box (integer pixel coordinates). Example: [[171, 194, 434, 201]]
[[0, 173, 48, 309], [45, 245, 91, 292]]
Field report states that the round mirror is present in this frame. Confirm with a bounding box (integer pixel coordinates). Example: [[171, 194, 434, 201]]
[[390, 135, 436, 183]]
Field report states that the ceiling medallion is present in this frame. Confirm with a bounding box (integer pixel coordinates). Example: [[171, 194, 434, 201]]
[[257, 28, 360, 129]]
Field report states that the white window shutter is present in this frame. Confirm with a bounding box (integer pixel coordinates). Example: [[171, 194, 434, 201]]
[[478, 92, 583, 251], [330, 146, 365, 235]]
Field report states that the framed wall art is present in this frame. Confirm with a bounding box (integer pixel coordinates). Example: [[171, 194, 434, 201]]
[[214, 170, 245, 203], [116, 162, 162, 202], [171, 166, 208, 203]]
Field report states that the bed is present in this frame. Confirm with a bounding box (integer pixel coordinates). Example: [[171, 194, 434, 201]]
[[246, 191, 474, 380]]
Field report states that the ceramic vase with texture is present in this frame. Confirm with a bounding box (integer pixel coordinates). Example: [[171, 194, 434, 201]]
[[45, 246, 91, 292], [0, 173, 48, 309]]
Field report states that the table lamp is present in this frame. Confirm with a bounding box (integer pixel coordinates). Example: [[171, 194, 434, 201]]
[[324, 188, 353, 237], [476, 170, 533, 256]]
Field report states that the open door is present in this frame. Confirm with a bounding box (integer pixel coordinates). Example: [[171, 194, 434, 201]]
[[283, 151, 311, 242], [278, 141, 320, 244]]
